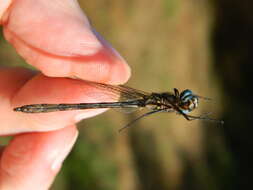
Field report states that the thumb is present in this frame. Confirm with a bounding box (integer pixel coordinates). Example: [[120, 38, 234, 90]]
[[1, 0, 130, 84]]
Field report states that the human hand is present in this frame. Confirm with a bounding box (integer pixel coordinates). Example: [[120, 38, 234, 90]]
[[0, 0, 130, 189]]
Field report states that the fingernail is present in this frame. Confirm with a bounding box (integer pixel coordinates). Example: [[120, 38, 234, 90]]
[[74, 109, 108, 122], [92, 29, 131, 84], [51, 131, 78, 171], [92, 28, 126, 61], [74, 112, 88, 122]]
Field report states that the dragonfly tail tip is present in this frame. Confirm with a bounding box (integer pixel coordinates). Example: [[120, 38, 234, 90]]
[[13, 107, 22, 112]]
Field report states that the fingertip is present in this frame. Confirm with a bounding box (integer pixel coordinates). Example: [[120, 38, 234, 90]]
[[108, 57, 131, 84], [0, 125, 78, 189], [91, 28, 132, 84]]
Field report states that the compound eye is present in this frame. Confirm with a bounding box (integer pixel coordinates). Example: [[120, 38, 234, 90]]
[[180, 89, 193, 101], [180, 94, 199, 112]]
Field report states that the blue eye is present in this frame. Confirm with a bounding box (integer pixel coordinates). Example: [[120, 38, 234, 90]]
[[180, 89, 193, 102], [179, 90, 199, 112]]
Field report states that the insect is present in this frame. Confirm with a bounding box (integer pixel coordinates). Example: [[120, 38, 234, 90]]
[[13, 81, 224, 132]]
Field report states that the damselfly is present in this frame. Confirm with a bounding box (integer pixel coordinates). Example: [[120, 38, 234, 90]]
[[13, 81, 224, 132]]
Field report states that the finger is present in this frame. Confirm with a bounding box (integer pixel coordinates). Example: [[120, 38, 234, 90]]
[[1, 0, 130, 84], [1, 68, 116, 134], [0, 125, 78, 190], [0, 67, 36, 135]]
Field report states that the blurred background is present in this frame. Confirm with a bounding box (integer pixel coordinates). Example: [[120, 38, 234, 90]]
[[1, 0, 252, 189]]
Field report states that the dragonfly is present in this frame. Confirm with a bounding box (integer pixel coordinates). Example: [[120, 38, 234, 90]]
[[13, 81, 224, 132]]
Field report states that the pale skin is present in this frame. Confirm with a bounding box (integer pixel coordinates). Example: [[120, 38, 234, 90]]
[[0, 0, 130, 189]]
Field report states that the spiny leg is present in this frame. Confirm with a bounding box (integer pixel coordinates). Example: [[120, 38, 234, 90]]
[[118, 109, 165, 133], [185, 113, 224, 124]]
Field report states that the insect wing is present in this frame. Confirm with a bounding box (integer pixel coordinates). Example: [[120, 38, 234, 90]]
[[83, 81, 150, 113]]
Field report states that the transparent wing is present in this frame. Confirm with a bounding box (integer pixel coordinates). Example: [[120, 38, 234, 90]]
[[86, 81, 150, 101], [84, 81, 150, 113]]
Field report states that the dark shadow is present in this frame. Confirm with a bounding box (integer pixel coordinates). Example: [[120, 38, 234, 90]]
[[212, 0, 253, 189]]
